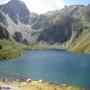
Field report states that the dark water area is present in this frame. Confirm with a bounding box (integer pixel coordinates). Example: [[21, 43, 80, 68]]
[[0, 49, 90, 89]]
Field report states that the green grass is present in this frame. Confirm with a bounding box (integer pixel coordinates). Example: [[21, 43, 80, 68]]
[[0, 39, 23, 60], [69, 24, 90, 54], [0, 39, 49, 60]]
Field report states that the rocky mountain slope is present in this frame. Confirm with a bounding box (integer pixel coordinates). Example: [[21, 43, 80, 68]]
[[0, 0, 34, 43], [0, 26, 24, 60], [0, 0, 90, 53], [0, 0, 30, 25], [29, 5, 90, 53], [69, 24, 90, 53], [0, 26, 9, 39]]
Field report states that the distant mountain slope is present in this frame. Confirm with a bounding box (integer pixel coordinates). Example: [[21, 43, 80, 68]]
[[0, 0, 30, 24], [37, 15, 72, 43], [30, 5, 86, 44], [0, 26, 9, 39], [0, 0, 34, 42], [0, 26, 23, 60], [69, 24, 90, 54], [0, 0, 90, 53]]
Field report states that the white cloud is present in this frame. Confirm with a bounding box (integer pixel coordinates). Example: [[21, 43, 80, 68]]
[[21, 0, 65, 14], [0, 0, 10, 5]]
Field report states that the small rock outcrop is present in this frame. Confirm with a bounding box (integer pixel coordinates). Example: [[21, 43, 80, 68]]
[[0, 26, 9, 39]]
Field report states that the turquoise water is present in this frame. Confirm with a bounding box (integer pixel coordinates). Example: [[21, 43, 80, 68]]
[[0, 49, 90, 89]]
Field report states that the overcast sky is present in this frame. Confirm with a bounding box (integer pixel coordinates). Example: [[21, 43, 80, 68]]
[[0, 0, 90, 14]]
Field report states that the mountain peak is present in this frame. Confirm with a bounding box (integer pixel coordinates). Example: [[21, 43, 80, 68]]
[[9, 0, 25, 5], [0, 0, 30, 24]]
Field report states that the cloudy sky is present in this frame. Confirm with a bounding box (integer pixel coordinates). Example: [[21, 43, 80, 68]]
[[0, 0, 90, 14], [21, 0, 65, 14]]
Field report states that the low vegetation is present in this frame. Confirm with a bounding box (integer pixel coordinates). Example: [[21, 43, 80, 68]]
[[69, 24, 90, 54], [21, 82, 84, 90], [0, 39, 23, 60], [0, 80, 84, 90], [0, 39, 49, 60]]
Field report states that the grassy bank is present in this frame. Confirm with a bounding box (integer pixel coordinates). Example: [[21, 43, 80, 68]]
[[69, 25, 90, 54], [0, 80, 84, 90], [0, 39, 23, 60], [0, 39, 49, 60]]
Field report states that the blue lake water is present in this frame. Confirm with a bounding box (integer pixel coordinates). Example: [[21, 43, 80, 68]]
[[0, 49, 90, 89]]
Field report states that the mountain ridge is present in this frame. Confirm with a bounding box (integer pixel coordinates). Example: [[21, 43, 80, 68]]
[[0, 0, 90, 53]]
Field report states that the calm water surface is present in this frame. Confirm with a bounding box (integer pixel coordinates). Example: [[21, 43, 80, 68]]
[[0, 49, 90, 89]]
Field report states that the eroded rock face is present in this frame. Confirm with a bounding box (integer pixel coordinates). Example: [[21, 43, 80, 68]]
[[0, 0, 30, 24], [0, 26, 9, 39], [37, 15, 72, 43], [0, 12, 8, 27], [85, 5, 90, 22], [0, 0, 90, 45], [29, 5, 90, 44]]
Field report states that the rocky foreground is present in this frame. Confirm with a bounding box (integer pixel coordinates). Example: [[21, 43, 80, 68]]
[[0, 80, 84, 90]]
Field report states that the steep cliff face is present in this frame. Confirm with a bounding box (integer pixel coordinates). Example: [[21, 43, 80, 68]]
[[0, 0, 30, 24], [85, 5, 90, 22], [0, 0, 32, 43], [69, 26, 90, 54], [0, 0, 90, 51], [0, 26, 9, 39], [30, 5, 85, 44], [37, 15, 72, 43], [29, 5, 90, 54], [0, 12, 8, 26], [66, 5, 90, 53]]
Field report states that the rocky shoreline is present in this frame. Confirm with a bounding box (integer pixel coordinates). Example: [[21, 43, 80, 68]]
[[0, 78, 84, 90]]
